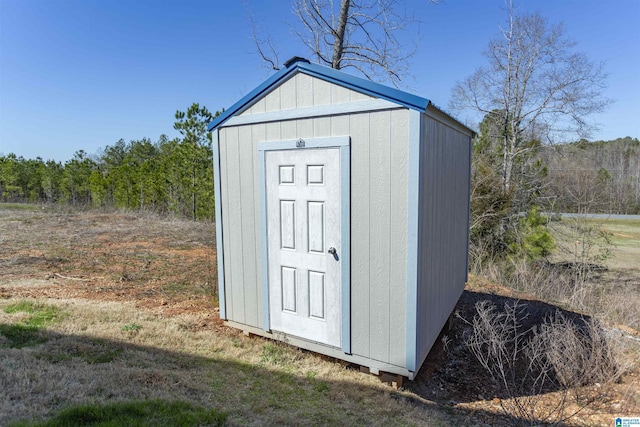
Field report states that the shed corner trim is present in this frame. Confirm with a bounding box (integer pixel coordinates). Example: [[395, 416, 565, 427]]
[[405, 109, 422, 372], [212, 129, 227, 320]]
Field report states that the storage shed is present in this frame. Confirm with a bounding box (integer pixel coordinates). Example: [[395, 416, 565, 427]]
[[208, 57, 472, 380]]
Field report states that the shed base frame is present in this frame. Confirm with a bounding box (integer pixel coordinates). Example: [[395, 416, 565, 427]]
[[225, 320, 415, 380]]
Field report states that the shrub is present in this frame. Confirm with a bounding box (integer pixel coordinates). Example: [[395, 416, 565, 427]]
[[464, 300, 625, 426]]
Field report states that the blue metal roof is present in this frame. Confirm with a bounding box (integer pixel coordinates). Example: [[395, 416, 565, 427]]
[[207, 57, 431, 131]]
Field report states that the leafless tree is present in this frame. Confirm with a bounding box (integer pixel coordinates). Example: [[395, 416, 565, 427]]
[[249, 0, 438, 86], [450, 0, 610, 194], [540, 137, 640, 214]]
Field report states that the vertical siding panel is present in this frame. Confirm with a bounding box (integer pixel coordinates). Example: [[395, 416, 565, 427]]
[[281, 120, 296, 139], [225, 126, 246, 324], [369, 110, 391, 363], [415, 119, 425, 354], [252, 122, 267, 326], [238, 125, 258, 326], [266, 122, 281, 141], [296, 73, 314, 108], [279, 76, 297, 110], [251, 98, 266, 115], [418, 116, 434, 357], [313, 117, 331, 137], [349, 112, 370, 358], [331, 115, 349, 135], [445, 127, 455, 311], [296, 118, 314, 138], [389, 109, 408, 366], [219, 129, 234, 320], [313, 79, 331, 106], [332, 85, 351, 104], [265, 87, 281, 112], [434, 123, 444, 332], [350, 91, 372, 102]]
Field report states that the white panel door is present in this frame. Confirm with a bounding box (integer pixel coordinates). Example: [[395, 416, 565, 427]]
[[266, 148, 341, 347]]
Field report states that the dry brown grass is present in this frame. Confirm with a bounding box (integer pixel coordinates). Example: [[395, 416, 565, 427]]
[[0, 298, 456, 426], [0, 207, 460, 426], [1, 205, 638, 426]]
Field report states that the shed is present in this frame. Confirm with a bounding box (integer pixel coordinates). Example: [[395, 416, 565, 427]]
[[208, 57, 472, 380]]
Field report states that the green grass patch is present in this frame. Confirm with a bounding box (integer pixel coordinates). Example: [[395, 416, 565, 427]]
[[1, 301, 67, 348], [5, 301, 67, 327], [9, 399, 227, 427], [585, 218, 640, 269], [552, 217, 640, 271], [0, 324, 46, 348], [0, 203, 40, 211], [121, 323, 142, 332], [598, 219, 640, 246], [259, 342, 296, 367]]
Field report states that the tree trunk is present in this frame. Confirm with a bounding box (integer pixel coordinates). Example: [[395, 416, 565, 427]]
[[332, 0, 351, 69], [192, 163, 197, 221], [139, 181, 144, 212], [502, 135, 514, 194]]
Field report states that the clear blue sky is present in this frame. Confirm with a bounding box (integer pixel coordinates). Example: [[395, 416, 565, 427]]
[[1, 0, 639, 162]]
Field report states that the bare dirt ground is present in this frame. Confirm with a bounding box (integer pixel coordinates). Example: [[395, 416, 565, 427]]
[[1, 206, 638, 426], [0, 207, 218, 320]]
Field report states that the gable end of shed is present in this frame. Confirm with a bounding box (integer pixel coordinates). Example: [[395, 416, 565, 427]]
[[207, 57, 430, 131]]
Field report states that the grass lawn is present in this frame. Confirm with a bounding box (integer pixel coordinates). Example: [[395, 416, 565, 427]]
[[1, 207, 638, 426], [596, 218, 640, 269], [550, 216, 640, 271], [0, 298, 454, 426]]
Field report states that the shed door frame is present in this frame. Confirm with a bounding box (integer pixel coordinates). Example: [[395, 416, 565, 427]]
[[259, 136, 351, 355]]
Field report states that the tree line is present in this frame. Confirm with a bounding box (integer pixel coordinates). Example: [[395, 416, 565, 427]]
[[2, 128, 637, 220], [0, 103, 219, 220], [541, 137, 640, 215]]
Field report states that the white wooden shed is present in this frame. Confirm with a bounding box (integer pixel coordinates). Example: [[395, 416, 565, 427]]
[[208, 57, 472, 380]]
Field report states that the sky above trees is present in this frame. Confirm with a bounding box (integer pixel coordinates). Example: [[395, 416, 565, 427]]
[[1, 0, 638, 162]]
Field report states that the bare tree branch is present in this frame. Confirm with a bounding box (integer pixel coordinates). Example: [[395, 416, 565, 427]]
[[247, 0, 439, 87], [246, 4, 282, 70]]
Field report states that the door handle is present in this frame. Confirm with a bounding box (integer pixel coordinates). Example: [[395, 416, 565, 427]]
[[328, 247, 339, 261]]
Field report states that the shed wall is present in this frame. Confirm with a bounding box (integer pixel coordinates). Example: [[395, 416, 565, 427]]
[[217, 80, 410, 367], [415, 111, 471, 368]]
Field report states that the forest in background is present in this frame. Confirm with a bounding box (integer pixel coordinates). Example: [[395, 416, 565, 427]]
[[0, 103, 218, 220], [1, 120, 639, 221], [541, 137, 640, 214]]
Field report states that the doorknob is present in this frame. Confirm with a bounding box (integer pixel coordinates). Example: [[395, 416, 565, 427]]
[[328, 247, 336, 255]]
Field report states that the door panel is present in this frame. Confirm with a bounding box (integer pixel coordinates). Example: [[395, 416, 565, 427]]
[[279, 200, 296, 249], [308, 270, 325, 319], [307, 201, 325, 253], [281, 266, 297, 313], [266, 148, 341, 347]]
